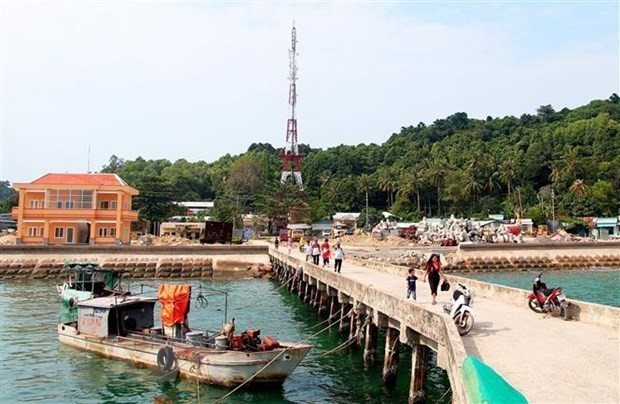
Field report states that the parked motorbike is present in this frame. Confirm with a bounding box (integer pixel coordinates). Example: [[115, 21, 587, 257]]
[[443, 284, 475, 335], [527, 272, 570, 320]]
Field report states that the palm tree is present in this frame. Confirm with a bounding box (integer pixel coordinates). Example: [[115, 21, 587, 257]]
[[499, 158, 516, 196], [464, 173, 484, 204], [569, 179, 587, 197], [377, 168, 398, 208], [397, 170, 423, 212], [485, 170, 501, 195], [561, 146, 584, 183], [426, 160, 447, 216]]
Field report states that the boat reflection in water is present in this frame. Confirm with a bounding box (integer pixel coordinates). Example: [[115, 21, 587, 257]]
[[57, 284, 311, 386]]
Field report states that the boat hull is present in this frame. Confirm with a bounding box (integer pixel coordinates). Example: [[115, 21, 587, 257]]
[[58, 323, 310, 386]]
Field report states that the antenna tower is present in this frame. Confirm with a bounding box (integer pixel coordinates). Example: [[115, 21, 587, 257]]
[[279, 24, 303, 187]]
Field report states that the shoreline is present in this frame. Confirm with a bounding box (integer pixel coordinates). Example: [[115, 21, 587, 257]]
[[0, 241, 619, 280]]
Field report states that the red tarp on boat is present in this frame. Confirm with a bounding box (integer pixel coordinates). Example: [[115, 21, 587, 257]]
[[158, 284, 191, 327]]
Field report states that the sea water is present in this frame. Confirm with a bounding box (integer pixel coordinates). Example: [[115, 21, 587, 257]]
[[0, 278, 451, 403], [459, 268, 620, 307]]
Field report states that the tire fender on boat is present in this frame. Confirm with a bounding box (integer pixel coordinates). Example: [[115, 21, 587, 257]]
[[157, 346, 175, 371], [68, 297, 78, 308]]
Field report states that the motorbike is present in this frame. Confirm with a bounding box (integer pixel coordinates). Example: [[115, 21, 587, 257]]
[[443, 283, 475, 336], [527, 272, 570, 320]]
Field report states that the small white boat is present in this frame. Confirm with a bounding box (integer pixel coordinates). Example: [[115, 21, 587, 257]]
[[57, 284, 310, 386]]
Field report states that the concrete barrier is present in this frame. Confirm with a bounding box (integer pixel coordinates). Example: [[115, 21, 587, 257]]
[[348, 257, 620, 331]]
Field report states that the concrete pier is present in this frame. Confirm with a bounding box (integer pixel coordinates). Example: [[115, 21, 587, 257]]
[[270, 246, 619, 404]]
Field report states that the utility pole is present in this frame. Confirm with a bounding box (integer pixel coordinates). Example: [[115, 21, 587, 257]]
[[551, 187, 555, 232], [365, 191, 369, 230]]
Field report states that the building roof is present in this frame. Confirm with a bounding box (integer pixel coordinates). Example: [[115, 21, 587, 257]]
[[176, 201, 214, 208], [333, 212, 361, 221], [596, 217, 618, 226], [30, 173, 128, 186]]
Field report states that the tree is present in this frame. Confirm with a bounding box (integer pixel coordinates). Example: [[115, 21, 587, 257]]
[[132, 174, 176, 234], [568, 179, 587, 197]]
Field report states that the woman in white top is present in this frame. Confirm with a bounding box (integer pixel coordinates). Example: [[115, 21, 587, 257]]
[[305, 243, 312, 262], [333, 243, 344, 273]]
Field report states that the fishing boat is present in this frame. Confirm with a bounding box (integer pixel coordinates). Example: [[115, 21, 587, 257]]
[[57, 284, 311, 386], [56, 262, 130, 307]]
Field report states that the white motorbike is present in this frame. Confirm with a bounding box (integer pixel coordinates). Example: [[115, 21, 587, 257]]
[[443, 283, 475, 336]]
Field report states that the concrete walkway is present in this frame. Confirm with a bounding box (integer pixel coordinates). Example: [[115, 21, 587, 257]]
[[281, 246, 619, 404]]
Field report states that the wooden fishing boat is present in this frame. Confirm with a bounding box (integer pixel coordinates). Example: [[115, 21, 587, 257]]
[[57, 284, 310, 386], [56, 262, 130, 307]]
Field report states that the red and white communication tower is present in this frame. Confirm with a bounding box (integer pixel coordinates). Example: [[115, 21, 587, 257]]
[[279, 24, 303, 187]]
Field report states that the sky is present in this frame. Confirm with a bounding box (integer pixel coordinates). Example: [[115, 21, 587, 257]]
[[0, 1, 618, 184]]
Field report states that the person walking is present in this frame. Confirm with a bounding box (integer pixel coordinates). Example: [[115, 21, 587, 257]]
[[274, 237, 279, 250], [322, 243, 331, 267], [422, 253, 446, 305], [311, 240, 321, 265], [305, 242, 312, 262], [406, 268, 418, 301], [287, 238, 293, 255], [333, 242, 344, 273]]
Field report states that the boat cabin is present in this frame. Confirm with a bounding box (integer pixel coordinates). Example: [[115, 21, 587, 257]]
[[63, 262, 129, 295], [77, 296, 157, 338]]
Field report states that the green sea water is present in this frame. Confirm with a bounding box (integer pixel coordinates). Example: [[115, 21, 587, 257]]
[[459, 268, 620, 307], [0, 278, 451, 403]]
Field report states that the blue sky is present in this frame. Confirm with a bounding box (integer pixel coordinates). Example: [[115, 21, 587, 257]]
[[1, 1, 618, 184]]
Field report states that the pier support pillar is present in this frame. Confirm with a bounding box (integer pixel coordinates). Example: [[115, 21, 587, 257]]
[[382, 327, 400, 388], [318, 290, 328, 317], [329, 298, 340, 326], [363, 313, 378, 367], [409, 344, 429, 404], [339, 303, 351, 334], [348, 307, 358, 346]]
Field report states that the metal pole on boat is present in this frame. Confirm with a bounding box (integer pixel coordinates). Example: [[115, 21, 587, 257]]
[[224, 292, 228, 324]]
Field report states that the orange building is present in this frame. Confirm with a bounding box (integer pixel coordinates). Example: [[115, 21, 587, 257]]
[[11, 173, 139, 245]]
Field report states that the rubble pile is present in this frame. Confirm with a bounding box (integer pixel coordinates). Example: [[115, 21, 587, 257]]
[[338, 233, 412, 247], [136, 234, 198, 246], [416, 215, 522, 245], [0, 234, 16, 245]]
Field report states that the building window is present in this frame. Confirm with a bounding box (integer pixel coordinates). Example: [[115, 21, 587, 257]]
[[54, 227, 64, 238], [110, 227, 117, 237], [47, 189, 93, 209], [100, 201, 109, 209], [110, 201, 118, 209], [28, 200, 39, 208], [27, 227, 37, 237], [39, 227, 44, 237], [98, 227, 108, 237]]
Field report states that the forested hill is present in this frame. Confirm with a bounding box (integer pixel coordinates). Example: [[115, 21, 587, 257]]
[[90, 95, 620, 227]]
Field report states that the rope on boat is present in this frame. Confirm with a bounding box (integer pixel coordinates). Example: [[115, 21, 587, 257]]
[[211, 284, 374, 402], [434, 387, 452, 403]]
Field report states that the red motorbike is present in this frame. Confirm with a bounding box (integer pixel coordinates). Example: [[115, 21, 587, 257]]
[[527, 272, 571, 320]]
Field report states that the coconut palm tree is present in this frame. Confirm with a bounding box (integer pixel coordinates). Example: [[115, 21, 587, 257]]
[[426, 160, 447, 216], [499, 158, 516, 196], [569, 179, 587, 197]]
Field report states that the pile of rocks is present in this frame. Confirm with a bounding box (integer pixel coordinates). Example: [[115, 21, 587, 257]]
[[416, 216, 522, 245], [0, 234, 16, 245]]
